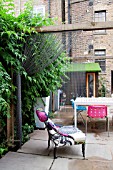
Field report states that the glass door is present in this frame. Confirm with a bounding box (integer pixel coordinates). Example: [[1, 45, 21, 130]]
[[86, 73, 96, 97]]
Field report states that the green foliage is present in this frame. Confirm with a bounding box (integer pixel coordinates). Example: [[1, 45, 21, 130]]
[[22, 123, 34, 143], [48, 112, 56, 119], [17, 0, 55, 27], [0, 0, 68, 150], [0, 62, 12, 130], [0, 147, 8, 158], [98, 76, 107, 97]]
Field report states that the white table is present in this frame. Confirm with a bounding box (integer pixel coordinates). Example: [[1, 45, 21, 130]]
[[74, 97, 113, 127]]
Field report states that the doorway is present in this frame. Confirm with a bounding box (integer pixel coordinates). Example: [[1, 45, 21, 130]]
[[86, 73, 96, 97]]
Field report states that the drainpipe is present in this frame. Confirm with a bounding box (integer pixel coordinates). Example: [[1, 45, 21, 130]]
[[61, 0, 65, 23], [68, 0, 72, 59], [61, 0, 66, 50], [48, 0, 51, 17], [68, 0, 71, 24]]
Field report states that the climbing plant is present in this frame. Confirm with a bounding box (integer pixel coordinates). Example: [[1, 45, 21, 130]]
[[0, 0, 68, 154]]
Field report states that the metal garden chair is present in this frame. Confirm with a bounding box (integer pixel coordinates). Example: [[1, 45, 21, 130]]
[[70, 99, 87, 125], [36, 110, 86, 159], [86, 105, 109, 137]]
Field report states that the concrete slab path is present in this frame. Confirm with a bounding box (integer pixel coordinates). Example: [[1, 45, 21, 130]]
[[0, 106, 113, 170]]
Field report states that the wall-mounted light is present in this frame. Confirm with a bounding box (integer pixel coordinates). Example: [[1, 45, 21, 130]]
[[89, 0, 94, 6], [88, 44, 93, 53], [88, 44, 93, 50]]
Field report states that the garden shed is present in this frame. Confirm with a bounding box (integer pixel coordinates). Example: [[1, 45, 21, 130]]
[[60, 62, 101, 104]]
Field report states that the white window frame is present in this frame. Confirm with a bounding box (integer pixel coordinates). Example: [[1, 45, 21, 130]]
[[94, 49, 106, 72], [94, 49, 106, 56], [33, 5, 45, 17], [94, 10, 106, 34]]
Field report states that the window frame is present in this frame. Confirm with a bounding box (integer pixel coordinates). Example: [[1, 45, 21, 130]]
[[94, 49, 106, 56], [33, 5, 45, 17], [94, 49, 106, 72], [94, 10, 106, 34]]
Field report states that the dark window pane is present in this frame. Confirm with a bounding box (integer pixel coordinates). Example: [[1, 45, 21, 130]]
[[95, 59, 106, 72]]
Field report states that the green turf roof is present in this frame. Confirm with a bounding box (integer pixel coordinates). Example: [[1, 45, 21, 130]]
[[67, 63, 101, 72]]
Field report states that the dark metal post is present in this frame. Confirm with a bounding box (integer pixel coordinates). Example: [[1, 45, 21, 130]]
[[68, 0, 72, 58], [48, 0, 51, 17], [61, 0, 66, 50], [68, 0, 71, 24], [61, 0, 65, 23], [16, 73, 22, 148]]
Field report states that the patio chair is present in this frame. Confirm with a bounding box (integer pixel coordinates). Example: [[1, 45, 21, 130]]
[[36, 110, 86, 159], [86, 105, 109, 137], [70, 99, 87, 125]]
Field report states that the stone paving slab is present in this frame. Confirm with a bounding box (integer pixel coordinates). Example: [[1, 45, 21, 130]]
[[51, 157, 113, 170], [68, 159, 113, 170], [1, 107, 113, 170], [86, 132, 113, 145], [0, 152, 53, 170], [49, 145, 84, 159], [48, 143, 112, 161], [18, 139, 50, 156], [18, 129, 113, 161], [51, 158, 69, 170], [86, 143, 112, 161], [29, 129, 48, 140], [0, 151, 113, 170], [0, 129, 113, 170]]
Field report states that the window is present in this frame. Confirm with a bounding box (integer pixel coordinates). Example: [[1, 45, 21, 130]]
[[94, 49, 106, 56], [94, 10, 106, 34], [33, 5, 45, 16], [94, 11, 106, 22], [94, 49, 106, 71], [95, 59, 106, 72], [61, 0, 65, 23]]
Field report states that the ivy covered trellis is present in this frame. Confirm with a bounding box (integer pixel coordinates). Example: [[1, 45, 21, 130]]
[[0, 0, 68, 154]]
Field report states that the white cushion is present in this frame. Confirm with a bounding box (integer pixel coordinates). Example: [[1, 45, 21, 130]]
[[69, 131, 86, 142]]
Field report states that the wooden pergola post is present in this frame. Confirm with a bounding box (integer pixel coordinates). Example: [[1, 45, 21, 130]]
[[7, 102, 14, 145], [36, 21, 113, 33], [7, 68, 14, 145]]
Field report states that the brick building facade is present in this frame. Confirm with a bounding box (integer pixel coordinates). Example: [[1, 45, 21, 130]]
[[14, 0, 113, 98]]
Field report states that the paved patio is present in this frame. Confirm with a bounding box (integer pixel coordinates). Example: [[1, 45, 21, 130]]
[[0, 106, 113, 170]]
